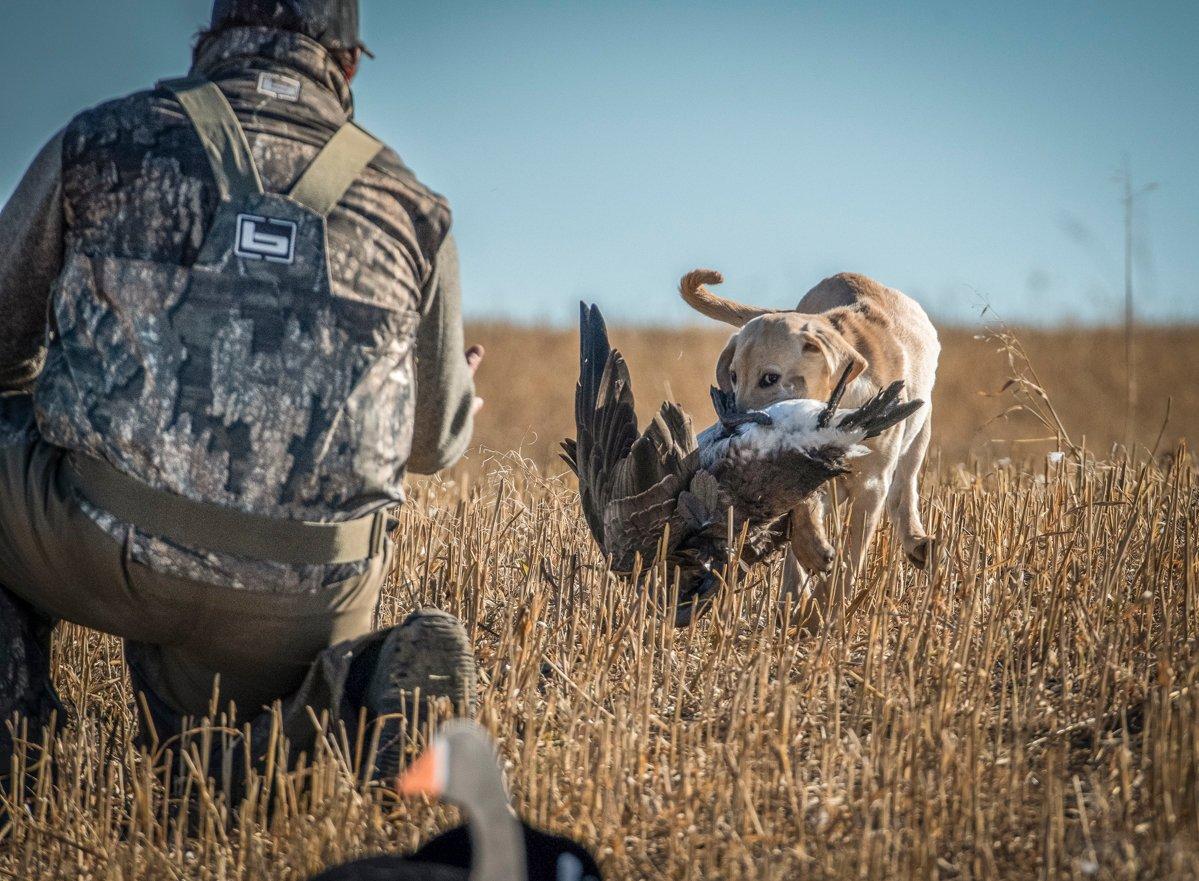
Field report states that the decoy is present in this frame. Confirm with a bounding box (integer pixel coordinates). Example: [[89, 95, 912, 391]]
[[562, 303, 924, 625], [307, 720, 602, 881]]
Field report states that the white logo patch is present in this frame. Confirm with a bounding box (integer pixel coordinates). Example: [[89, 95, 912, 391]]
[[257, 71, 302, 102], [235, 214, 297, 264]]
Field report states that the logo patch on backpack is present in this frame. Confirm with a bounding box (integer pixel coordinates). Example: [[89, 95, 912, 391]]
[[257, 71, 302, 102], [235, 214, 297, 264]]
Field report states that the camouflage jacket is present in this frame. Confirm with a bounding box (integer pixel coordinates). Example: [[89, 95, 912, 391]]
[[0, 28, 476, 592]]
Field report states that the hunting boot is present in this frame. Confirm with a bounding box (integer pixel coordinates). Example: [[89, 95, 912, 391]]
[[364, 609, 476, 780], [0, 588, 65, 783]]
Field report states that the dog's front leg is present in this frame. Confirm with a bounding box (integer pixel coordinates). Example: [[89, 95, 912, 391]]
[[842, 473, 890, 576]]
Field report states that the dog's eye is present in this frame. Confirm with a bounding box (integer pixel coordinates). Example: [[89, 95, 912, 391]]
[[759, 372, 781, 388], [729, 371, 737, 385]]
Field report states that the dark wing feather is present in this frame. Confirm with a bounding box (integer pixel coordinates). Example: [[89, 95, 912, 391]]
[[603, 471, 686, 570], [562, 304, 640, 546], [608, 404, 696, 502], [563, 304, 699, 566]]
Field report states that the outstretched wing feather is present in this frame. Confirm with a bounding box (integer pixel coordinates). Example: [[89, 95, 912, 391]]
[[604, 472, 687, 571], [567, 303, 700, 562], [568, 304, 639, 545]]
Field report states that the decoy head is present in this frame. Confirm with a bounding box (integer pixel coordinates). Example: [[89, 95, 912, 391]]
[[400, 720, 506, 809], [400, 721, 526, 881]]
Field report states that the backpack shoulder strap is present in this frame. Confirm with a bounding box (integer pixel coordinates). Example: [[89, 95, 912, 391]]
[[159, 77, 263, 203], [287, 123, 383, 217]]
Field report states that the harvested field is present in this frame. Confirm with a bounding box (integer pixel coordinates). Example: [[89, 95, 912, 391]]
[[464, 322, 1199, 471], [2, 324, 1198, 880]]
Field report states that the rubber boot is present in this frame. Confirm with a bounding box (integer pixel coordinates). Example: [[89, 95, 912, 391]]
[[363, 608, 476, 780], [0, 587, 65, 780]]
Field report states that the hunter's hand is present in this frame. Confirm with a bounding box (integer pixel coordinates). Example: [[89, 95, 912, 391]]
[[466, 345, 485, 414]]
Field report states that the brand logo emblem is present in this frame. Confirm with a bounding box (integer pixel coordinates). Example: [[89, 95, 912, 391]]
[[235, 214, 297, 264], [257, 71, 302, 102]]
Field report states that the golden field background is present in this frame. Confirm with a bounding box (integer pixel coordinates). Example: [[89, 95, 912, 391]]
[[465, 322, 1199, 470], [3, 321, 1199, 880]]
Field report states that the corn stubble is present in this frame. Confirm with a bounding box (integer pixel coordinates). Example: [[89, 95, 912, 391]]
[[1, 439, 1195, 880]]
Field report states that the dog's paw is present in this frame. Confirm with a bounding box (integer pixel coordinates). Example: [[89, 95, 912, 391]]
[[795, 539, 836, 575], [905, 535, 935, 570]]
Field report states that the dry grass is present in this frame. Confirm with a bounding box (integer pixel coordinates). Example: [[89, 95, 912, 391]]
[[2, 323, 1198, 880], [464, 322, 1199, 470]]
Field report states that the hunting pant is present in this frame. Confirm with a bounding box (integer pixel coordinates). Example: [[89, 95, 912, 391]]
[[0, 412, 397, 776]]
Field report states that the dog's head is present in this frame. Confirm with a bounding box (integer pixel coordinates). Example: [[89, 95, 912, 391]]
[[679, 269, 870, 409], [716, 313, 868, 410]]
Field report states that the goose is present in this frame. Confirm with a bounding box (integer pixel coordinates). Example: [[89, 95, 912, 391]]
[[308, 720, 602, 881], [562, 303, 923, 625]]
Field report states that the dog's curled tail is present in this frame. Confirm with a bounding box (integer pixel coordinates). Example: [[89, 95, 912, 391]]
[[679, 269, 779, 327]]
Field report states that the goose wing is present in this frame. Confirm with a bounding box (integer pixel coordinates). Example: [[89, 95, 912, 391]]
[[562, 304, 699, 570], [703, 373, 925, 523], [832, 379, 924, 439], [561, 302, 637, 545]]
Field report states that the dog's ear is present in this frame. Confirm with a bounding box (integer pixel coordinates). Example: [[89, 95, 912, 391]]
[[680, 269, 779, 327], [804, 327, 868, 388], [716, 334, 739, 392]]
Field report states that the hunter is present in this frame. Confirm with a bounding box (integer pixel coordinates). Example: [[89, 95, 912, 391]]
[[0, 0, 479, 780]]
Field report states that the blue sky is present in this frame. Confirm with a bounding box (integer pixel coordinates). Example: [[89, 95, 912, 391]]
[[2, 2, 1195, 326]]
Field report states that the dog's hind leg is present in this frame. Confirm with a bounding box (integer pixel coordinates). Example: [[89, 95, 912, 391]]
[[888, 413, 934, 569]]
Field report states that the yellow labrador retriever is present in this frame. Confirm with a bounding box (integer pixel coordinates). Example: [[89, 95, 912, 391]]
[[681, 269, 939, 617]]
